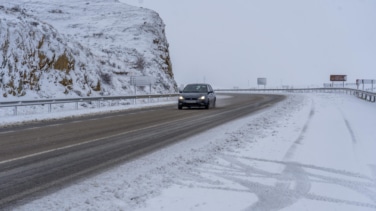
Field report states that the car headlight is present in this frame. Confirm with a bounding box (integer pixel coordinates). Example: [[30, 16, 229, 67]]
[[199, 96, 206, 100], [179, 96, 184, 100]]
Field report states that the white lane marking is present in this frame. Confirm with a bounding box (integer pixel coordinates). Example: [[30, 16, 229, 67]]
[[48, 124, 62, 127], [0, 114, 198, 165], [0, 109, 155, 135], [0, 136, 119, 165], [24, 127, 41, 131], [0, 130, 15, 135]]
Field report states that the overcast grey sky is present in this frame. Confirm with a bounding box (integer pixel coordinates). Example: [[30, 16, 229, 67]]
[[120, 0, 376, 88]]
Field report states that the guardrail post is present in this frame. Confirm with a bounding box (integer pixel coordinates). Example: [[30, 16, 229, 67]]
[[48, 104, 51, 113], [14, 106, 17, 116], [76, 102, 78, 110]]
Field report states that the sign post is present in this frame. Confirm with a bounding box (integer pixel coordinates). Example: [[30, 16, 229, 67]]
[[356, 79, 360, 90], [130, 76, 155, 104], [356, 79, 376, 91], [330, 75, 347, 87]]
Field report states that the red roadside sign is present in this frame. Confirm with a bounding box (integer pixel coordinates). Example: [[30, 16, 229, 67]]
[[330, 75, 347, 82]]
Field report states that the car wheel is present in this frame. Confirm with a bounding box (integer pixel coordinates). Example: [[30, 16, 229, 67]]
[[205, 102, 210, 109], [212, 99, 216, 108], [178, 105, 182, 110]]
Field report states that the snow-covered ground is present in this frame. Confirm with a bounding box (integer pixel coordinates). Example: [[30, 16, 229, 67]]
[[5, 92, 376, 211]]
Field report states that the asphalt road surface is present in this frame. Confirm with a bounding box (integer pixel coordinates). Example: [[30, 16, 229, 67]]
[[0, 93, 284, 209]]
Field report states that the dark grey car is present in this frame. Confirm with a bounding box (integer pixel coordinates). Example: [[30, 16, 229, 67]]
[[178, 83, 216, 110]]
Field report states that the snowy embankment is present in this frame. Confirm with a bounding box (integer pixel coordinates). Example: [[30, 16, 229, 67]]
[[0, 0, 176, 100], [10, 93, 376, 211]]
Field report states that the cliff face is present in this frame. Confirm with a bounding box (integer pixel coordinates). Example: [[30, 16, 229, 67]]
[[0, 0, 176, 99]]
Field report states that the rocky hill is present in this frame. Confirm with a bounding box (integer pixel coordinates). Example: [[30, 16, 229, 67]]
[[0, 0, 176, 99]]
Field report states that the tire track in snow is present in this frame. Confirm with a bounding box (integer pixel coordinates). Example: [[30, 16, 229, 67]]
[[244, 100, 316, 210], [244, 100, 317, 210], [370, 165, 376, 193], [209, 99, 316, 210], [246, 162, 311, 211], [284, 100, 315, 160], [339, 109, 358, 144], [306, 171, 376, 206], [191, 155, 311, 211], [188, 155, 376, 210], [343, 118, 357, 143]]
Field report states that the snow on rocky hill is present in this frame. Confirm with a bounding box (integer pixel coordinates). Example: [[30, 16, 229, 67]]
[[0, 0, 176, 100]]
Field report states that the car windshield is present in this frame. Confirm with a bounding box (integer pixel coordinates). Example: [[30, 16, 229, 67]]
[[183, 85, 208, 93]]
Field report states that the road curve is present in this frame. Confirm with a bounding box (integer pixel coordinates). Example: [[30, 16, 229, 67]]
[[0, 93, 284, 208]]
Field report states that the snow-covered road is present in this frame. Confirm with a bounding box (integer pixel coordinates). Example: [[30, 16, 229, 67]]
[[8, 93, 376, 211]]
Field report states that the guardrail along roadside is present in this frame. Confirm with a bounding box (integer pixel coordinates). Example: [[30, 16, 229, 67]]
[[217, 88, 376, 103], [0, 94, 179, 116], [0, 88, 374, 117]]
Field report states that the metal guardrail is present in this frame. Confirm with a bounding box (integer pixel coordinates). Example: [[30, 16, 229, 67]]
[[216, 87, 376, 103], [0, 88, 374, 116], [0, 94, 179, 116]]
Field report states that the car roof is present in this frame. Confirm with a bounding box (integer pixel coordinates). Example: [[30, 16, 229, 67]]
[[186, 83, 210, 86]]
